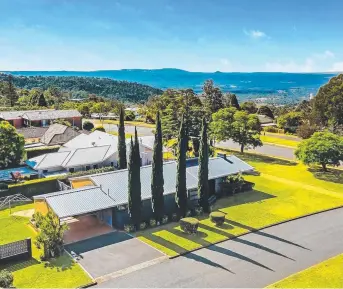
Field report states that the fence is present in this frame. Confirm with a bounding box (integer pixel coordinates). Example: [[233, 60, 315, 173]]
[[0, 238, 32, 264]]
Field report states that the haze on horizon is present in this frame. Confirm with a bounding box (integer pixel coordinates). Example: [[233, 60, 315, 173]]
[[1, 0, 343, 73]]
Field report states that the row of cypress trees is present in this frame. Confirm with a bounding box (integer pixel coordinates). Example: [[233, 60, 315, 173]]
[[117, 107, 209, 228]]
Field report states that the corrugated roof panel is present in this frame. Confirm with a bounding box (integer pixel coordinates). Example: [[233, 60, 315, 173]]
[[22, 110, 81, 121], [44, 186, 117, 218], [35, 151, 71, 169]]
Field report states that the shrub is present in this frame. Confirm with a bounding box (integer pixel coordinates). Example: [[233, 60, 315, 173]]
[[194, 206, 204, 216], [0, 183, 8, 191], [296, 123, 318, 139], [185, 210, 192, 217], [125, 110, 136, 121], [26, 145, 60, 159], [180, 217, 199, 234], [210, 211, 226, 226], [82, 121, 94, 131], [149, 218, 157, 227], [0, 269, 14, 288], [66, 166, 114, 178], [139, 222, 147, 230], [171, 213, 179, 222], [124, 224, 135, 233], [92, 126, 106, 132], [263, 126, 285, 134], [162, 215, 169, 225]]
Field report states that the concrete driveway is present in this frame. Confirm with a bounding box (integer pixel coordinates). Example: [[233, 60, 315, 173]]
[[65, 231, 163, 279], [97, 208, 343, 287]]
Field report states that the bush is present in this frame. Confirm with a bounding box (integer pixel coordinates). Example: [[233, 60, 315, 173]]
[[124, 224, 135, 233], [185, 210, 192, 217], [0, 183, 8, 191], [26, 145, 60, 159], [92, 126, 106, 132], [125, 110, 136, 121], [194, 206, 204, 216], [162, 215, 169, 225], [296, 123, 318, 139], [139, 222, 147, 230], [171, 213, 179, 222], [180, 217, 199, 234], [262, 126, 285, 134], [0, 269, 14, 288], [149, 218, 157, 227], [210, 211, 226, 226], [66, 166, 114, 178], [82, 121, 94, 131]]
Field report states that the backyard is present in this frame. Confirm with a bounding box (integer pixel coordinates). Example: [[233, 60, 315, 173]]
[[0, 203, 92, 288], [136, 151, 343, 257]]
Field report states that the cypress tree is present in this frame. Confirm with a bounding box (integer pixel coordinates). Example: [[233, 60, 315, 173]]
[[128, 132, 142, 229], [175, 115, 188, 217], [38, 93, 47, 107], [151, 112, 164, 221], [117, 107, 127, 169], [198, 117, 210, 213]]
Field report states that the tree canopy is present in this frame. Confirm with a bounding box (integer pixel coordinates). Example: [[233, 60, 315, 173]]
[[0, 121, 25, 169], [295, 132, 343, 171]]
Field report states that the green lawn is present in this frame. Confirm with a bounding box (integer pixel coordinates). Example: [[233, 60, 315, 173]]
[[267, 254, 343, 288], [0, 203, 92, 288], [260, 134, 300, 148], [136, 152, 343, 257], [92, 119, 155, 128]]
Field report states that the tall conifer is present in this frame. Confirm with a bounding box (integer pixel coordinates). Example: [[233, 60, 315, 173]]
[[117, 107, 127, 169]]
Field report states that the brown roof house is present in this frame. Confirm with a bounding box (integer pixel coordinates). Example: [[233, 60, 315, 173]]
[[40, 123, 81, 146]]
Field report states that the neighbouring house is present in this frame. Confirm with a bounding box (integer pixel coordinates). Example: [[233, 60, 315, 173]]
[[17, 127, 49, 144], [26, 131, 161, 176], [40, 123, 82, 146], [33, 155, 254, 232], [0, 109, 82, 128], [257, 115, 276, 127]]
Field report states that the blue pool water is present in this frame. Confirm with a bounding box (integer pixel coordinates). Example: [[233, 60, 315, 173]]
[[0, 167, 37, 180]]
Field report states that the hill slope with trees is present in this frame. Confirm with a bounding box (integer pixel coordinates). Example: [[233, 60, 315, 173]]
[[0, 74, 163, 102]]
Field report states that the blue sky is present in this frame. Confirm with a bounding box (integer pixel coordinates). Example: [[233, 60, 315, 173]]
[[1, 0, 343, 72]]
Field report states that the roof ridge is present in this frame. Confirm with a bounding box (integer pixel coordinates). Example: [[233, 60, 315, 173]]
[[44, 185, 100, 199]]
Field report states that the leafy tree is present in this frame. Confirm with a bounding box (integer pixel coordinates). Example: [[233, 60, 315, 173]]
[[117, 107, 127, 169], [224, 93, 240, 109], [151, 112, 164, 221], [90, 102, 111, 114], [231, 111, 262, 153], [296, 123, 318, 139], [35, 211, 68, 259], [128, 128, 142, 228], [202, 80, 224, 117], [78, 103, 91, 117], [277, 111, 303, 133], [198, 118, 209, 213], [125, 110, 135, 121], [210, 107, 237, 141], [295, 132, 343, 171], [82, 121, 94, 131], [0, 270, 14, 288], [240, 101, 258, 114], [175, 116, 188, 217], [38, 92, 48, 107], [0, 121, 25, 169], [161, 104, 179, 140], [92, 126, 106, 132], [53, 119, 72, 127], [257, 105, 274, 119], [312, 74, 343, 132], [6, 75, 18, 107]]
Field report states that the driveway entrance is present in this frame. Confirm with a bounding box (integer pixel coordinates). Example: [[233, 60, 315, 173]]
[[65, 231, 164, 279]]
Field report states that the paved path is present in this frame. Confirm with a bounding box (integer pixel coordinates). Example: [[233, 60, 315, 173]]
[[217, 139, 296, 160], [96, 208, 343, 287]]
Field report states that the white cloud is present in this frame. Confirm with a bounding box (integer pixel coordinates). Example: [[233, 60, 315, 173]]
[[265, 58, 315, 72], [314, 50, 335, 59], [330, 62, 343, 72], [244, 29, 267, 39]]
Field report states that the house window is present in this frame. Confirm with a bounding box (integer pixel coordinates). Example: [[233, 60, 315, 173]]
[[69, 168, 75, 173]]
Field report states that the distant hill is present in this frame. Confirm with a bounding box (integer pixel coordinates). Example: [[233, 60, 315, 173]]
[[0, 74, 163, 102]]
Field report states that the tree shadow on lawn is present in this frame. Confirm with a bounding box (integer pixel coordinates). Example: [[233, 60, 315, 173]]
[[1, 258, 40, 272], [225, 220, 310, 251], [213, 190, 276, 211], [44, 254, 76, 271], [199, 223, 295, 261], [308, 167, 343, 185]]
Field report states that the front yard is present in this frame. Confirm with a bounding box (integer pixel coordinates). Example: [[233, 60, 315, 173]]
[[136, 152, 343, 257], [0, 204, 92, 288]]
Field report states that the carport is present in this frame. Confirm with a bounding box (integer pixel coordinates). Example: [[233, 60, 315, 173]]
[[33, 186, 118, 244]]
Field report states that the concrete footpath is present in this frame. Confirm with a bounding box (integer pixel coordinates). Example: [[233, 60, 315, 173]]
[[96, 208, 343, 287]]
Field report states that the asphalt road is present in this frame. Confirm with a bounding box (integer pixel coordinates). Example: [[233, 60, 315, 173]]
[[97, 208, 343, 288], [217, 139, 296, 160]]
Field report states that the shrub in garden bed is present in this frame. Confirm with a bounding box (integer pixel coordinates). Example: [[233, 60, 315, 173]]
[[124, 224, 135, 233], [180, 217, 199, 234], [162, 215, 169, 224], [210, 211, 226, 226], [149, 218, 157, 227]]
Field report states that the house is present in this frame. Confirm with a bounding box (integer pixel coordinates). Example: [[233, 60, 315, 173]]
[[0, 109, 82, 128], [257, 115, 276, 127], [26, 131, 160, 176], [33, 156, 254, 232], [17, 127, 49, 144], [40, 123, 82, 146]]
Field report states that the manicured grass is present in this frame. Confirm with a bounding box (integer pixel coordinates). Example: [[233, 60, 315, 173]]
[[93, 119, 155, 128], [108, 131, 134, 138], [136, 152, 343, 257], [267, 254, 343, 288], [0, 204, 92, 288], [260, 135, 300, 148]]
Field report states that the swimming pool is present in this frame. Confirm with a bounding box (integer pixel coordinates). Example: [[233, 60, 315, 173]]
[[0, 167, 37, 180]]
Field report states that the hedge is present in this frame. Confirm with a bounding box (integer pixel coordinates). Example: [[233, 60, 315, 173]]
[[26, 146, 60, 159], [1, 177, 59, 198], [66, 166, 114, 178], [180, 217, 199, 234], [210, 211, 225, 226]]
